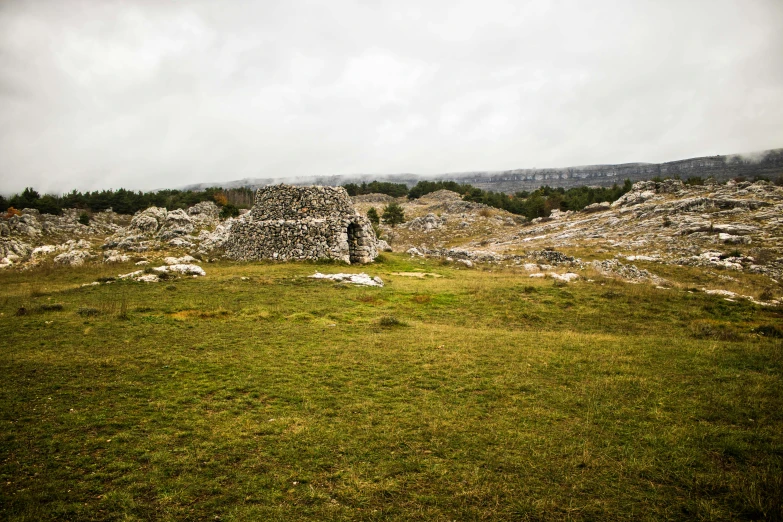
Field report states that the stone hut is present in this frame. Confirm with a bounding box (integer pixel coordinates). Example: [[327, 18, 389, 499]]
[[224, 184, 379, 264]]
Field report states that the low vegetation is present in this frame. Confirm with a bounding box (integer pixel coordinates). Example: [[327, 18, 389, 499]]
[[1, 255, 781, 520], [0, 186, 254, 216], [347, 179, 636, 219]]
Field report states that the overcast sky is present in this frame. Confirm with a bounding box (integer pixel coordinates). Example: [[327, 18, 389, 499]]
[[1, 0, 782, 194]]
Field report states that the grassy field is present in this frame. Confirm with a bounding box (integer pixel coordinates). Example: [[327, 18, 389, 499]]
[[1, 254, 782, 521]]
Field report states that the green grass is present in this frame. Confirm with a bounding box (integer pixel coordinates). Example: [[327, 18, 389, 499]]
[[1, 255, 782, 520]]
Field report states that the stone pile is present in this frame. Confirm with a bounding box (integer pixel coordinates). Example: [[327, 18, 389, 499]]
[[224, 185, 379, 264]]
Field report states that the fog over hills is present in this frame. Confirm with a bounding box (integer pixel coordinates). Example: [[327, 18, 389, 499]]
[[183, 148, 783, 194]]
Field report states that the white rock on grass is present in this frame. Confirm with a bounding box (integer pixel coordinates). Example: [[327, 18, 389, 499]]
[[103, 249, 131, 263], [549, 272, 580, 282], [309, 272, 384, 287], [32, 245, 57, 256], [377, 240, 392, 252], [164, 255, 199, 265], [117, 263, 205, 282], [54, 250, 92, 266], [104, 254, 131, 263], [702, 288, 737, 298], [153, 264, 206, 276], [118, 270, 145, 279], [167, 237, 194, 248]]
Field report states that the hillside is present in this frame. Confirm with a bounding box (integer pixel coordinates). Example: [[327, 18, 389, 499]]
[[182, 148, 783, 194], [2, 178, 781, 305]]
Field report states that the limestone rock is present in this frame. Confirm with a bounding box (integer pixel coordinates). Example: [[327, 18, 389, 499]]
[[128, 207, 166, 235], [582, 202, 611, 213], [187, 201, 220, 226], [153, 264, 205, 276], [162, 209, 194, 233], [309, 272, 383, 287], [404, 213, 446, 232], [54, 249, 93, 266]]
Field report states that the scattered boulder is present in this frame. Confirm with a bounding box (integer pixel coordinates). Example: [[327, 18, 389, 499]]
[[128, 207, 167, 235], [309, 272, 384, 287], [404, 213, 446, 232], [154, 264, 205, 276], [162, 209, 194, 234], [550, 272, 580, 282], [582, 202, 611, 213], [592, 259, 666, 284], [54, 249, 93, 267], [187, 201, 220, 226], [103, 250, 131, 263]]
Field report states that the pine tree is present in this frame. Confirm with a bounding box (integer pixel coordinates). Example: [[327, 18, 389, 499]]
[[381, 202, 405, 227], [367, 207, 379, 225]]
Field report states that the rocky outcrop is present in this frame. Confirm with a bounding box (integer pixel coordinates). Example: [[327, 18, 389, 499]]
[[105, 205, 205, 251], [403, 213, 446, 232], [224, 185, 379, 264], [187, 201, 220, 226]]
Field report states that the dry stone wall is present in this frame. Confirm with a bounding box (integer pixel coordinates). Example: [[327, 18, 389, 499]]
[[224, 185, 378, 264]]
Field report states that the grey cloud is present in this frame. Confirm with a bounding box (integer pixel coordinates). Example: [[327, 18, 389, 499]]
[[1, 0, 782, 195]]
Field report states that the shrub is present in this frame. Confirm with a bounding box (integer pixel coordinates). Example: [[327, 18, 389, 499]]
[[78, 212, 90, 226], [77, 307, 99, 317], [367, 207, 380, 225], [381, 202, 405, 227], [39, 303, 64, 312], [213, 192, 228, 206], [689, 320, 741, 341], [378, 316, 408, 328], [220, 204, 240, 219], [157, 271, 175, 281], [753, 325, 783, 338]]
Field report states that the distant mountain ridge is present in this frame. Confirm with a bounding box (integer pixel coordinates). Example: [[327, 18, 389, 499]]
[[182, 148, 783, 194]]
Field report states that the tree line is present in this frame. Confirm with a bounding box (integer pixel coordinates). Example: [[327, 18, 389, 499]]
[[2, 177, 637, 222], [0, 187, 255, 218], [345, 179, 634, 220]]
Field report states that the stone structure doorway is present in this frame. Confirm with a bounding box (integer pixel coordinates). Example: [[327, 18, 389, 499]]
[[347, 222, 361, 264]]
